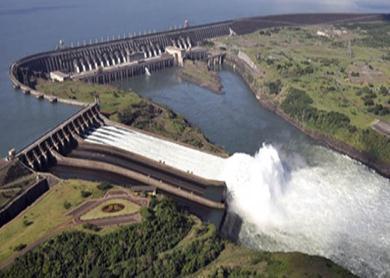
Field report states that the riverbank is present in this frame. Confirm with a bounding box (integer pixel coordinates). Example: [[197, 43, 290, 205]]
[[36, 79, 226, 156], [5, 71, 355, 277], [218, 22, 390, 178], [178, 60, 223, 94], [0, 181, 355, 277], [225, 55, 390, 178]]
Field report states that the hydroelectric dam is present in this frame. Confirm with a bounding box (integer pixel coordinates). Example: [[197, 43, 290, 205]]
[[3, 100, 228, 227], [3, 12, 387, 229]]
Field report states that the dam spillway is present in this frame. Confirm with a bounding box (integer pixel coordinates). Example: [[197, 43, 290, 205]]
[[9, 103, 227, 227], [85, 125, 226, 181], [5, 11, 390, 276]]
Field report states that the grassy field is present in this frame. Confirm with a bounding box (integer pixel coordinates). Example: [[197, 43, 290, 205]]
[[36, 80, 225, 155], [0, 179, 105, 263], [80, 198, 140, 221], [217, 21, 390, 164]]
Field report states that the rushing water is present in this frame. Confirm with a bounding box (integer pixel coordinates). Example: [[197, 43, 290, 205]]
[[116, 69, 390, 277], [223, 146, 390, 278]]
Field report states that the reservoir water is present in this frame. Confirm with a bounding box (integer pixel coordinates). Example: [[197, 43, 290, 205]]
[[116, 69, 390, 277], [1, 0, 390, 277], [1, 0, 389, 155]]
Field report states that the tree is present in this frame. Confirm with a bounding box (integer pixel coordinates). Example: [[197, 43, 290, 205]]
[[97, 182, 112, 191], [265, 80, 282, 95]]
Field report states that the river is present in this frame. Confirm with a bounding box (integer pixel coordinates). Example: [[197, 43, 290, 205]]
[[116, 68, 390, 277], [1, 0, 390, 277]]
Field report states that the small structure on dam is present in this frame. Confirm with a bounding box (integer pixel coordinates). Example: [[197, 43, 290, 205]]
[[5, 12, 387, 228], [10, 13, 381, 93]]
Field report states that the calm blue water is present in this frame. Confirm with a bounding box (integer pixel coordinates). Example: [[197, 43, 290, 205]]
[[115, 67, 311, 155], [0, 0, 389, 156]]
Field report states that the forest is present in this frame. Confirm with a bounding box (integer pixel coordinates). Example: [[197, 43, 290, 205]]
[[281, 88, 390, 163], [0, 199, 223, 277]]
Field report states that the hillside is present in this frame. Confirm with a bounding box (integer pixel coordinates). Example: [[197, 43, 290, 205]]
[[0, 196, 354, 277]]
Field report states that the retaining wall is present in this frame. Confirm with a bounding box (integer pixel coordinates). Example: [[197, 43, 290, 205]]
[[0, 178, 49, 227]]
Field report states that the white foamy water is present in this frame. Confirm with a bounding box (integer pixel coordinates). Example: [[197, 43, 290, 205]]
[[222, 144, 390, 278], [85, 126, 390, 276], [85, 125, 225, 180]]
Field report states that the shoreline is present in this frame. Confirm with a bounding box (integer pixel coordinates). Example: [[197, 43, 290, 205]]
[[179, 73, 223, 94], [178, 61, 223, 94], [224, 55, 390, 179]]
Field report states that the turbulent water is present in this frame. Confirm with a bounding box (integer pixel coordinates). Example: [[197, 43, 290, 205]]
[[86, 121, 390, 277], [122, 68, 390, 277], [222, 144, 390, 278]]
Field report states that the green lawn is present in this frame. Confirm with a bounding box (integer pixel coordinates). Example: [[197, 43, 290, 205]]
[[0, 179, 104, 263], [80, 198, 140, 221], [36, 80, 142, 116]]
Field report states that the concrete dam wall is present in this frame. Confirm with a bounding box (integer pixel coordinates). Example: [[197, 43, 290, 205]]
[[0, 178, 49, 228], [7, 12, 387, 228], [16, 101, 103, 171], [10, 13, 385, 91], [12, 102, 227, 226]]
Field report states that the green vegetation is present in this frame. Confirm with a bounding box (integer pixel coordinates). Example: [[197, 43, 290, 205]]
[[80, 190, 92, 198], [63, 201, 71, 209], [280, 88, 390, 163], [12, 244, 26, 252], [82, 223, 101, 232], [218, 21, 390, 164], [265, 79, 282, 95], [179, 60, 223, 93], [36, 80, 225, 155], [80, 198, 140, 221], [281, 88, 356, 133], [0, 199, 353, 277], [341, 22, 390, 48], [97, 181, 113, 191], [197, 243, 354, 278], [0, 180, 104, 263], [0, 199, 193, 277], [0, 161, 36, 209]]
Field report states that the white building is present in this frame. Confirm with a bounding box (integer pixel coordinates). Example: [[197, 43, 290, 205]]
[[49, 71, 70, 82]]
